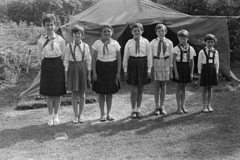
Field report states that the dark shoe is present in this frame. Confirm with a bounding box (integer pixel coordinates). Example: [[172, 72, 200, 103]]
[[159, 108, 167, 115], [181, 107, 188, 114], [136, 112, 142, 118], [153, 108, 160, 116], [130, 112, 137, 119]]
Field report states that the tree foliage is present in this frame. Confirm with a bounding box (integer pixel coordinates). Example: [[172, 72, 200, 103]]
[[1, 0, 95, 26], [155, 0, 240, 62]]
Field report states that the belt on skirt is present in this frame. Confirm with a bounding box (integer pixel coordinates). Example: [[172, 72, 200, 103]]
[[153, 56, 169, 60]]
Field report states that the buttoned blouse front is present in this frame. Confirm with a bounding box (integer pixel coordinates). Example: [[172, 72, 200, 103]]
[[197, 47, 219, 74], [173, 45, 196, 62], [92, 39, 121, 62], [150, 37, 173, 66], [37, 33, 66, 62], [64, 41, 92, 71], [123, 37, 152, 73]]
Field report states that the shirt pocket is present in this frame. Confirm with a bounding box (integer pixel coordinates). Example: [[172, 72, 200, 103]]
[[153, 44, 158, 55], [129, 44, 135, 54], [140, 44, 146, 54], [164, 43, 170, 55]]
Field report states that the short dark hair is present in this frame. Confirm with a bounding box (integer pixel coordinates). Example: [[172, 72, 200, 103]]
[[204, 34, 217, 43], [130, 23, 144, 31], [42, 14, 56, 26], [71, 25, 84, 37], [100, 24, 113, 32], [155, 24, 167, 33], [177, 29, 189, 38]]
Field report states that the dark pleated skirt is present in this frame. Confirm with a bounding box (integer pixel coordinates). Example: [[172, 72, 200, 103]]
[[200, 63, 218, 86], [40, 57, 66, 96], [127, 56, 149, 86], [172, 61, 191, 83], [67, 61, 87, 93], [93, 60, 119, 94]]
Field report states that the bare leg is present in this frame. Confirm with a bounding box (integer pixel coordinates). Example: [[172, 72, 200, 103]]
[[207, 86, 213, 106], [130, 85, 138, 110], [106, 94, 113, 116], [137, 85, 144, 109], [99, 94, 105, 118], [160, 81, 166, 108], [47, 96, 54, 115], [71, 91, 79, 119], [79, 92, 85, 119], [202, 87, 207, 107], [154, 81, 160, 109], [207, 86, 214, 112], [176, 83, 181, 110], [53, 96, 61, 114], [180, 83, 187, 109]]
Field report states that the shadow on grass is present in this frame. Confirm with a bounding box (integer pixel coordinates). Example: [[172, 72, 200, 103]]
[[0, 69, 39, 108], [1, 69, 240, 159]]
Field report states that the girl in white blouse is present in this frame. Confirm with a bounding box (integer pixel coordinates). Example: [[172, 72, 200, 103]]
[[172, 29, 196, 114], [37, 14, 66, 126], [198, 34, 219, 113], [64, 25, 91, 123], [92, 24, 121, 122], [123, 23, 152, 119]]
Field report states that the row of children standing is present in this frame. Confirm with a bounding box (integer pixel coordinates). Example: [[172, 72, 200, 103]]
[[38, 14, 219, 126]]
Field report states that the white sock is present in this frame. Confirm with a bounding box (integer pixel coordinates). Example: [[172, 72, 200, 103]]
[[54, 114, 59, 119], [136, 107, 140, 112], [132, 108, 136, 113], [49, 114, 53, 121]]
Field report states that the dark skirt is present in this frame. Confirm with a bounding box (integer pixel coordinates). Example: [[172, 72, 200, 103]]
[[127, 56, 148, 86], [172, 61, 191, 83], [200, 64, 218, 86], [67, 61, 87, 93], [40, 57, 66, 96], [93, 60, 119, 94]]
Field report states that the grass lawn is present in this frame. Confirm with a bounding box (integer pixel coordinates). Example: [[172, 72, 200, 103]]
[[0, 66, 240, 160]]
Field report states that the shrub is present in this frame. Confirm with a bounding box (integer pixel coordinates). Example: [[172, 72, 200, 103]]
[[0, 21, 40, 82]]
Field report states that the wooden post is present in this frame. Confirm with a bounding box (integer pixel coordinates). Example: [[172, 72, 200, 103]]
[[26, 50, 32, 73]]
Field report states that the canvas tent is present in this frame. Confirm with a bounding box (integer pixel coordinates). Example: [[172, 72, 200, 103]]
[[20, 0, 233, 97]]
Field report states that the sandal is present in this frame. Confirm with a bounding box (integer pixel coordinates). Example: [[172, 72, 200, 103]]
[[176, 108, 183, 114], [153, 108, 160, 116], [107, 115, 114, 121], [100, 116, 107, 122], [207, 106, 214, 112], [202, 106, 209, 113], [159, 108, 167, 115], [78, 117, 84, 123], [136, 112, 142, 118], [72, 118, 78, 124]]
